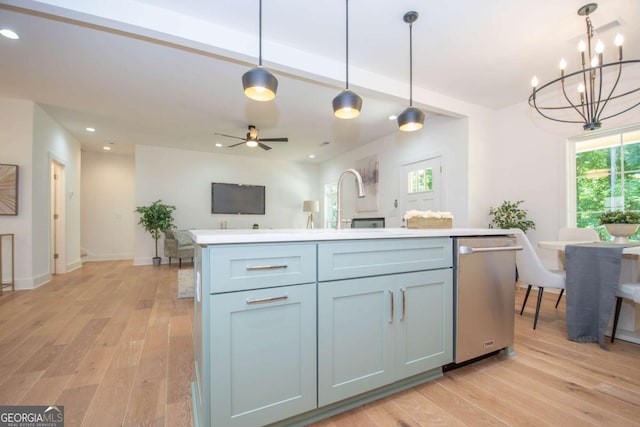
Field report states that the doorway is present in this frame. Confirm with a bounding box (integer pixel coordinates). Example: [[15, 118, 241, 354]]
[[50, 161, 66, 275], [399, 156, 443, 215]]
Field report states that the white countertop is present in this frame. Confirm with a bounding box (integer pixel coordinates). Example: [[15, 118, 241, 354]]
[[189, 227, 518, 245]]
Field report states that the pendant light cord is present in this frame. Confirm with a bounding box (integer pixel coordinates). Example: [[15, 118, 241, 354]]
[[345, 0, 349, 90], [258, 0, 263, 66], [409, 20, 413, 106]]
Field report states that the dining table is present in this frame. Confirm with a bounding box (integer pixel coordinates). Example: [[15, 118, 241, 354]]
[[538, 240, 640, 345]]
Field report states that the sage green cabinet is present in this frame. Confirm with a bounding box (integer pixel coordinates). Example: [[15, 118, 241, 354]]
[[210, 283, 317, 427], [193, 243, 317, 427], [318, 269, 452, 406], [193, 237, 455, 426]]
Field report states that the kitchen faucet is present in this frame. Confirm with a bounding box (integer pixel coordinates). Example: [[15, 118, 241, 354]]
[[336, 168, 365, 229]]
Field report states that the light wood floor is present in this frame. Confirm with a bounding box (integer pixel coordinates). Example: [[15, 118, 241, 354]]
[[1, 261, 640, 426]]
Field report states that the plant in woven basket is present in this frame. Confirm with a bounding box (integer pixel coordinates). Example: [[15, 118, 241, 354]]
[[488, 200, 536, 233]]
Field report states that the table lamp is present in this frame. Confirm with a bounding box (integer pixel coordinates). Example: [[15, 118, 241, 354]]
[[303, 200, 319, 229]]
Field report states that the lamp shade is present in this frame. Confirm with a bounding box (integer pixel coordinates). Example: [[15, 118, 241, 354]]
[[303, 200, 320, 212], [333, 90, 363, 119], [242, 66, 278, 102], [397, 106, 425, 132]]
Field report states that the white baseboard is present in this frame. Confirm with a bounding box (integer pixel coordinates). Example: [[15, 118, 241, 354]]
[[67, 259, 83, 272], [133, 257, 170, 266], [84, 254, 134, 262]]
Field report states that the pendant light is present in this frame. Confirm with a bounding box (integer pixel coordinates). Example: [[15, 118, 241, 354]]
[[397, 11, 425, 132], [332, 0, 362, 119], [242, 0, 278, 101]]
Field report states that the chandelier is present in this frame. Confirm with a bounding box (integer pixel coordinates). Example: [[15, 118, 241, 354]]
[[529, 3, 640, 131]]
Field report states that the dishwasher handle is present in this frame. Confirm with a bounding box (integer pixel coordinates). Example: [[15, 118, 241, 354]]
[[459, 245, 523, 255]]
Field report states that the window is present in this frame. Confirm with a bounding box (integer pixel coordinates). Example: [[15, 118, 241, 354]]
[[407, 167, 433, 193], [569, 127, 640, 240], [324, 183, 337, 229]]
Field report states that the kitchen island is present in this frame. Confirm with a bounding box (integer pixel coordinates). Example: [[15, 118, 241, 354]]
[[190, 228, 516, 427]]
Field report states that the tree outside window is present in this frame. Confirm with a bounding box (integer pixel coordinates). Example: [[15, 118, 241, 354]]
[[407, 168, 433, 193], [574, 128, 640, 241]]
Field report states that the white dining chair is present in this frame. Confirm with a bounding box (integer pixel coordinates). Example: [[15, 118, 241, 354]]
[[611, 283, 640, 343], [558, 227, 600, 241], [516, 232, 566, 329]]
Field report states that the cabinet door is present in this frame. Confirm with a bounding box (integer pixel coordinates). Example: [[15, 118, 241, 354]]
[[394, 269, 453, 379], [318, 277, 394, 406], [210, 284, 317, 427]]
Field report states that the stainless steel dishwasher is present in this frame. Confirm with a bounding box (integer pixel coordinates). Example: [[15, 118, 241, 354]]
[[453, 236, 521, 363]]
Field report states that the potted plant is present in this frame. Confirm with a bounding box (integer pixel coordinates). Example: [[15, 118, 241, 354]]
[[599, 210, 640, 243], [488, 200, 536, 233], [135, 200, 176, 265]]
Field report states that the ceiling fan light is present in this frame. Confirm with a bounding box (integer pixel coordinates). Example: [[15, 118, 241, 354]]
[[242, 67, 278, 102], [246, 139, 259, 147], [332, 90, 362, 119], [397, 106, 425, 132]]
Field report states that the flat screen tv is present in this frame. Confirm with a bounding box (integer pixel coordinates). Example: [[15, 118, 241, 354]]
[[211, 182, 265, 215]]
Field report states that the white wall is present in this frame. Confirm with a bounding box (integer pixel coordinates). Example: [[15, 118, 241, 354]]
[[0, 99, 81, 289], [32, 105, 82, 283], [0, 99, 34, 289], [81, 150, 135, 261], [133, 145, 320, 264], [320, 114, 469, 228]]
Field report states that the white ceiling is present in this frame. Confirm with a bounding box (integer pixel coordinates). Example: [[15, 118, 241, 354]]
[[0, 0, 638, 161]]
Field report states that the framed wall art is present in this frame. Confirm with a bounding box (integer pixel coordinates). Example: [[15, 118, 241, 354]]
[[0, 164, 18, 216], [355, 154, 379, 212]]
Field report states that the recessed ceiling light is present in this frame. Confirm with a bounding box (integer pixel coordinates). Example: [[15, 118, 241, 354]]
[[215, 143, 223, 148], [0, 29, 19, 40], [308, 154, 315, 159], [388, 115, 397, 120], [102, 146, 111, 151], [86, 127, 95, 132]]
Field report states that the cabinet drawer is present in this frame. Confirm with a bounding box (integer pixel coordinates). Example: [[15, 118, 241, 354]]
[[209, 243, 316, 293], [318, 238, 451, 281]]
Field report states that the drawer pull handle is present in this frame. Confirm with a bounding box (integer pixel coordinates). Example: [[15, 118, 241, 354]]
[[246, 295, 289, 305], [389, 290, 394, 324], [459, 245, 523, 254], [246, 264, 288, 271], [401, 288, 406, 322]]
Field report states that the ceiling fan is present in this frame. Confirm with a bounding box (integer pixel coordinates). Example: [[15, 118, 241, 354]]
[[215, 125, 288, 151]]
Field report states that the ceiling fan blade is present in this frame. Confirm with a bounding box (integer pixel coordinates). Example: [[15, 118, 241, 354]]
[[259, 137, 288, 142], [258, 142, 272, 151], [228, 142, 246, 148], [214, 132, 244, 140]]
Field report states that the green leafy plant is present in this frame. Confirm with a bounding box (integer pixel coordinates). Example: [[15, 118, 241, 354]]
[[599, 210, 640, 224], [488, 200, 536, 233], [135, 200, 176, 258]]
